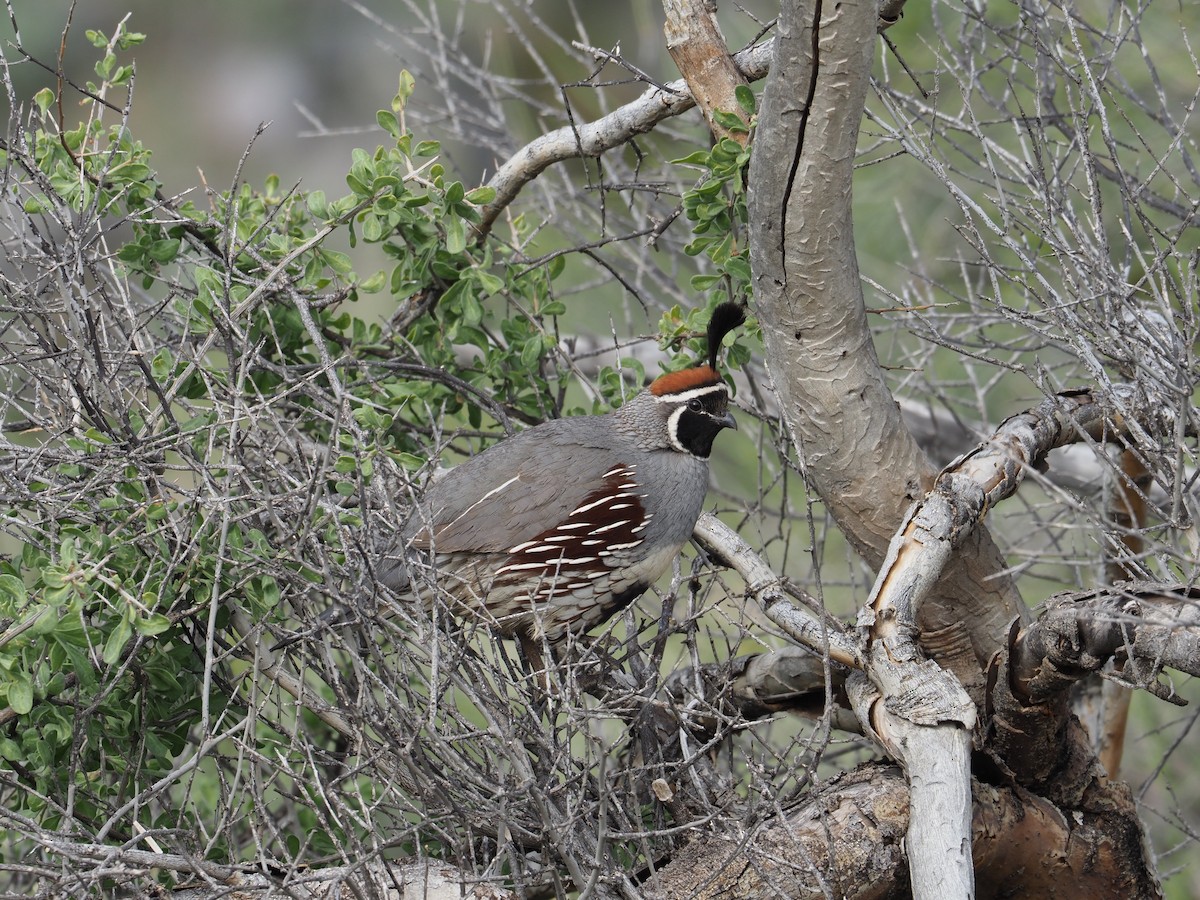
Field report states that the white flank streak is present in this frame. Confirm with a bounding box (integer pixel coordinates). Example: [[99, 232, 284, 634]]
[[604, 540, 644, 551], [448, 474, 522, 531], [592, 519, 632, 534], [572, 494, 615, 515], [496, 561, 554, 574], [609, 503, 633, 511]]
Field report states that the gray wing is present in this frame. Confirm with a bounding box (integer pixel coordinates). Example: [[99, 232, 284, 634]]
[[405, 420, 619, 554]]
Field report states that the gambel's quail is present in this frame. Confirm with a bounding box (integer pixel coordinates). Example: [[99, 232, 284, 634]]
[[380, 302, 746, 674]]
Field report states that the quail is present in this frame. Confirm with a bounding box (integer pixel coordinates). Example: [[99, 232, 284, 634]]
[[379, 302, 746, 676]]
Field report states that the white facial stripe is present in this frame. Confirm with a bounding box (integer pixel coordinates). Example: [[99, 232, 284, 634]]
[[651, 383, 728, 404], [666, 406, 688, 452]]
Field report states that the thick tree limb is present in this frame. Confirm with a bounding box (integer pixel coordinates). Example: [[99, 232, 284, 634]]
[[662, 0, 750, 144], [744, 0, 983, 894], [1008, 583, 1200, 707], [844, 385, 1180, 894], [863, 386, 1178, 679], [983, 584, 1200, 812], [745, 0, 1024, 689], [645, 764, 1160, 899]]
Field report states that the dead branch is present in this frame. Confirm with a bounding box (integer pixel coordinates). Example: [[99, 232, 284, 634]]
[[662, 645, 860, 736], [477, 39, 773, 239], [1010, 584, 1200, 707], [984, 583, 1200, 805], [693, 513, 862, 668]]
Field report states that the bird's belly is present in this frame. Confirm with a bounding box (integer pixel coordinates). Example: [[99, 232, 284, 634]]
[[433, 541, 685, 641]]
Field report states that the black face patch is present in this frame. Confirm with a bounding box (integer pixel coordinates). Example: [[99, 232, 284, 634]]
[[666, 386, 735, 458]]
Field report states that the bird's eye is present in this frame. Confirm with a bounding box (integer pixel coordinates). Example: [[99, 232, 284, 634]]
[[687, 398, 703, 412]]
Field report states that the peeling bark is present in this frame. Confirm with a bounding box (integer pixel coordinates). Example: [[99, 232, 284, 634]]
[[646, 765, 1162, 900], [663, 0, 751, 144]]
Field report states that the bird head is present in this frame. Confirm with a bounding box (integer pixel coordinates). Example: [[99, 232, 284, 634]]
[[622, 302, 747, 458]]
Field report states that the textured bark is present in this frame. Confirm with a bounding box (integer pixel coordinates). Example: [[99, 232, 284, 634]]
[[663, 0, 751, 144], [646, 764, 1161, 900], [744, 1, 983, 894], [745, 0, 1024, 688]]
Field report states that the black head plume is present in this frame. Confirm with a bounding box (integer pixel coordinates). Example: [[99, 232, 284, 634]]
[[706, 301, 747, 370]]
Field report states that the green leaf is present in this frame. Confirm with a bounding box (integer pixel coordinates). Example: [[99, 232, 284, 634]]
[[33, 88, 54, 114], [735, 84, 757, 115], [28, 607, 57, 638], [150, 348, 174, 382], [394, 70, 416, 112], [148, 238, 181, 264], [461, 290, 483, 326], [439, 278, 470, 314], [391, 451, 427, 470], [671, 150, 712, 166], [322, 249, 353, 275], [0, 573, 27, 608], [377, 109, 400, 138], [474, 270, 504, 296], [358, 270, 387, 293], [465, 186, 496, 205], [724, 255, 752, 283], [445, 214, 466, 255], [102, 615, 133, 665], [5, 677, 33, 715], [134, 613, 171, 637], [306, 191, 329, 221], [520, 338, 542, 369]]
